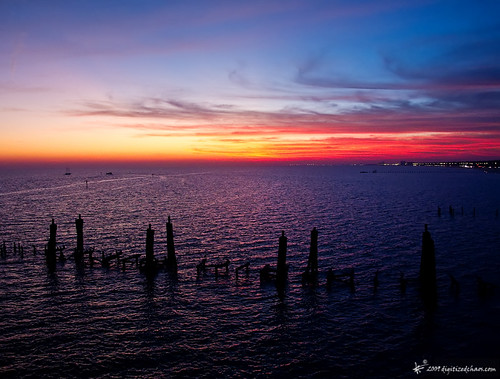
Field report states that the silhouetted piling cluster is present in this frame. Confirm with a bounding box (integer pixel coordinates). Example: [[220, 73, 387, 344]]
[[1, 216, 496, 305], [2, 241, 25, 259], [12, 216, 180, 276]]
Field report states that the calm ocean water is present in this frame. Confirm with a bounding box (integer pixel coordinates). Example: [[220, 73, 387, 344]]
[[0, 165, 499, 378]]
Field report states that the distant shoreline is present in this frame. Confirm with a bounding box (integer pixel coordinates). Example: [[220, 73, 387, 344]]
[[394, 160, 500, 170]]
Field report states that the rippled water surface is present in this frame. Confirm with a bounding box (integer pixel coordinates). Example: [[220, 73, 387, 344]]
[[0, 165, 499, 378]]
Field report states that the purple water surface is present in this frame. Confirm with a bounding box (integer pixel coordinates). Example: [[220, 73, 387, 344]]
[[0, 165, 499, 377]]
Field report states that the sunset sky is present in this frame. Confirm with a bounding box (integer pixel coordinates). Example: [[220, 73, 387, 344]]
[[1, 0, 500, 165]]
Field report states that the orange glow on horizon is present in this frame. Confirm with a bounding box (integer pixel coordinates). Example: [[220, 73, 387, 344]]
[[2, 128, 499, 166]]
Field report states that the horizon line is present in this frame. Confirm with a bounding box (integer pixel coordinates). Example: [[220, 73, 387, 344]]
[[2, 156, 500, 169]]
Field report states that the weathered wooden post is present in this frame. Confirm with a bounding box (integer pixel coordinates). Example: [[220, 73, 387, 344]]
[[75, 214, 84, 262], [302, 227, 319, 284], [145, 224, 155, 270], [166, 216, 177, 272], [307, 227, 318, 274], [419, 224, 437, 306], [276, 231, 288, 287], [45, 219, 57, 268]]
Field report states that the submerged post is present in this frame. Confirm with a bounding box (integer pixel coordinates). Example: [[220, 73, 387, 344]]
[[419, 224, 437, 305], [75, 214, 84, 261], [145, 224, 155, 269], [166, 216, 177, 272], [276, 231, 288, 286]]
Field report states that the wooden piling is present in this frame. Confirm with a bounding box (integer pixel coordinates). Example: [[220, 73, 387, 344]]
[[302, 227, 319, 284], [75, 214, 84, 262], [276, 231, 288, 287], [166, 216, 177, 272], [76, 214, 84, 252], [145, 224, 155, 270], [45, 219, 57, 268], [419, 224, 437, 305], [308, 227, 318, 274]]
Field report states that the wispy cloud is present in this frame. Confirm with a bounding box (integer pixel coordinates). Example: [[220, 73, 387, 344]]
[[71, 92, 500, 139]]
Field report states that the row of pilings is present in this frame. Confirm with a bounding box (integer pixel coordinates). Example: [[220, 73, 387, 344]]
[[438, 205, 499, 218], [32, 215, 178, 274], [1, 216, 496, 305]]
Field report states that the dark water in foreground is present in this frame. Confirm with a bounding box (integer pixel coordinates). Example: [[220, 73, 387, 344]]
[[0, 165, 499, 378]]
